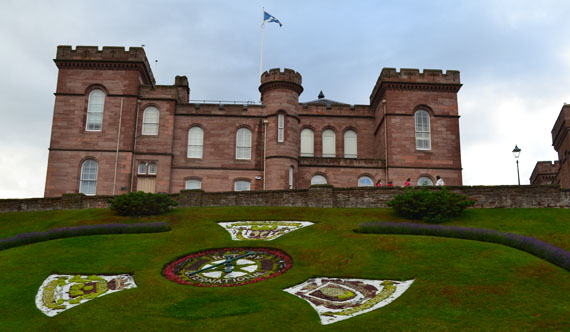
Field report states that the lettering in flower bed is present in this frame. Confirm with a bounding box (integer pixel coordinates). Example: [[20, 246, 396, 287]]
[[217, 221, 314, 241], [284, 277, 414, 325], [35, 274, 136, 317], [163, 247, 293, 287]]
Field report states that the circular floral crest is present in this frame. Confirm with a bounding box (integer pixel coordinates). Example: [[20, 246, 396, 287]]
[[163, 247, 293, 287]]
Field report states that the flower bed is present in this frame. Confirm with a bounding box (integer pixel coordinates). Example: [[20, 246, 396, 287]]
[[163, 247, 293, 287], [358, 222, 570, 272], [0, 222, 170, 250], [35, 274, 137, 317], [284, 277, 414, 325], [217, 221, 313, 241]]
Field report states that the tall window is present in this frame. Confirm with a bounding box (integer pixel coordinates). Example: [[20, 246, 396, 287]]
[[278, 114, 285, 142], [236, 128, 252, 160], [358, 176, 373, 187], [185, 179, 202, 189], [86, 89, 105, 131], [142, 107, 159, 135], [322, 129, 336, 157], [311, 174, 327, 185], [79, 159, 98, 195], [415, 110, 431, 150], [344, 130, 357, 158], [301, 129, 314, 157], [289, 166, 294, 189], [188, 127, 204, 158], [234, 180, 251, 191]]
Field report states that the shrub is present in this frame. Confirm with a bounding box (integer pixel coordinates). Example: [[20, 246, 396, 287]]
[[387, 187, 475, 223], [109, 191, 178, 216]]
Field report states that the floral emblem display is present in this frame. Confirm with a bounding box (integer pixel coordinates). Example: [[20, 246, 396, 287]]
[[284, 277, 414, 325], [163, 247, 293, 287], [217, 221, 313, 241], [35, 274, 136, 317]]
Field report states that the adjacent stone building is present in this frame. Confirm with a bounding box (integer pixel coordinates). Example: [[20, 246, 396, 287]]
[[44, 45, 463, 197], [531, 104, 570, 188]]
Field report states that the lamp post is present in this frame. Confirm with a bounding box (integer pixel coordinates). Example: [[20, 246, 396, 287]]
[[512, 145, 521, 185]]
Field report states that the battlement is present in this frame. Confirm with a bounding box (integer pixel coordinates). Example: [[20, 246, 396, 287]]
[[259, 68, 303, 95], [370, 67, 461, 108], [55, 45, 155, 85], [379, 68, 460, 84], [260, 68, 302, 85]]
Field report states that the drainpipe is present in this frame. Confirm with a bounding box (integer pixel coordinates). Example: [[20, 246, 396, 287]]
[[112, 98, 124, 195], [263, 119, 269, 190], [130, 100, 141, 192], [383, 99, 389, 182]]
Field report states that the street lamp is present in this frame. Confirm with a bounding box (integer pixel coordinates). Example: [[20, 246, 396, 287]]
[[512, 145, 521, 185]]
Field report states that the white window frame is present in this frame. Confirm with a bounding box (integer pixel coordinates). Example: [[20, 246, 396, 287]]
[[344, 130, 357, 158], [234, 180, 251, 191], [289, 166, 294, 189], [142, 107, 159, 135], [418, 176, 434, 186], [415, 110, 431, 150], [138, 162, 147, 175], [86, 89, 105, 131], [187, 127, 204, 158], [236, 128, 252, 160], [300, 128, 314, 157], [311, 175, 327, 185], [185, 179, 202, 190], [358, 176, 373, 187], [79, 159, 98, 195], [147, 162, 157, 175], [322, 129, 336, 158], [278, 114, 285, 142]]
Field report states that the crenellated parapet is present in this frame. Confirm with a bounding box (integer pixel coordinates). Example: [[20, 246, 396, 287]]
[[54, 45, 155, 86], [259, 68, 303, 95], [370, 68, 461, 109]]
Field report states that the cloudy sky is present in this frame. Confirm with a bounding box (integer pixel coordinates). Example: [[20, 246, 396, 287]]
[[1, 0, 569, 198]]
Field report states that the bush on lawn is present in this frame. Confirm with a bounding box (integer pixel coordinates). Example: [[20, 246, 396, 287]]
[[109, 191, 178, 216], [387, 187, 475, 223]]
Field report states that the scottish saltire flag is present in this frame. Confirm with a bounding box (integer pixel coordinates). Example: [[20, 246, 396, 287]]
[[263, 10, 282, 26]]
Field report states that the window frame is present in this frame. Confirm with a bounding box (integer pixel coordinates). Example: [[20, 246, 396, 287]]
[[85, 89, 105, 131], [79, 159, 98, 195], [311, 174, 327, 185], [187, 126, 204, 159], [417, 176, 434, 186], [415, 110, 431, 150], [322, 129, 336, 158], [142, 106, 159, 136], [277, 113, 285, 142], [344, 130, 357, 158], [185, 179, 202, 190], [357, 176, 374, 187], [236, 127, 252, 160], [234, 180, 251, 191]]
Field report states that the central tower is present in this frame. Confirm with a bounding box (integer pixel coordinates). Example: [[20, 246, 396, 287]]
[[259, 68, 303, 190]]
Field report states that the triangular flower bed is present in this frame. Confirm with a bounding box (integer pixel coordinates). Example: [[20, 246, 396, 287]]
[[284, 277, 414, 325], [218, 221, 313, 241]]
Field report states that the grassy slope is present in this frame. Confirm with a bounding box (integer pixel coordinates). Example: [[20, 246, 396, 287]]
[[0, 207, 569, 331]]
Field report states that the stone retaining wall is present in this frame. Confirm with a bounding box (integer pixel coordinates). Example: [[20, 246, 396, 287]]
[[1, 185, 568, 213]]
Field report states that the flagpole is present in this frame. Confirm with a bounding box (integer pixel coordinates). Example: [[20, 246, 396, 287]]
[[259, 7, 265, 84]]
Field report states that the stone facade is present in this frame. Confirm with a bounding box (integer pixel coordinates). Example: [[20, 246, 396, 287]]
[[44, 46, 463, 197], [530, 105, 570, 188]]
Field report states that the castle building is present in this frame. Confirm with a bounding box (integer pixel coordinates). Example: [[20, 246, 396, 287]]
[[530, 104, 570, 188], [44, 46, 463, 197]]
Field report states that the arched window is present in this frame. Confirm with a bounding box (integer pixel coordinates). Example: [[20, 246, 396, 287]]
[[86, 89, 105, 131], [301, 128, 314, 157], [322, 129, 336, 157], [344, 130, 357, 158], [187, 127, 204, 158], [415, 110, 431, 150], [236, 128, 252, 160], [142, 107, 159, 135], [417, 176, 434, 186], [311, 175, 327, 185], [79, 159, 98, 195], [278, 113, 285, 142], [358, 176, 373, 187], [234, 180, 251, 191], [185, 179, 202, 190]]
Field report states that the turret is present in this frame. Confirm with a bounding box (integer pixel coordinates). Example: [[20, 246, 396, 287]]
[[259, 68, 303, 190]]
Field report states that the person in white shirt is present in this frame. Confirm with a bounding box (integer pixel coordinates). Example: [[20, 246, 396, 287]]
[[435, 175, 445, 186]]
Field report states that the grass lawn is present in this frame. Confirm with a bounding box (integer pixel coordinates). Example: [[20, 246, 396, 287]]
[[0, 207, 569, 331]]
